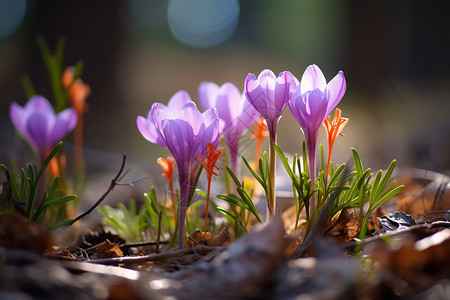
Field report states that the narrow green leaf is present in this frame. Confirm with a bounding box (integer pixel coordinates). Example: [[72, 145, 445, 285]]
[[20, 74, 36, 99], [352, 148, 363, 176], [48, 218, 75, 231]]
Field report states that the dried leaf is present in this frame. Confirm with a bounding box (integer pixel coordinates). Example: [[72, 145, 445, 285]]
[[368, 228, 450, 292], [179, 217, 295, 299], [0, 214, 53, 253], [89, 240, 123, 259], [398, 180, 450, 219], [323, 208, 360, 243], [188, 227, 231, 247]]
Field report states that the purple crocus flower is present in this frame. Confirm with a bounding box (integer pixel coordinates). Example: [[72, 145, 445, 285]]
[[137, 90, 220, 249], [198, 81, 260, 176], [244, 70, 295, 141], [244, 70, 295, 218], [10, 95, 77, 162], [288, 64, 346, 215]]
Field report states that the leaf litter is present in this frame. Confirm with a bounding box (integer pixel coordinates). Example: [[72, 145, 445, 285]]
[[0, 168, 449, 299]]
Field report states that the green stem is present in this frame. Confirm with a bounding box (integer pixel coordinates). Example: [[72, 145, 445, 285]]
[[268, 137, 276, 219]]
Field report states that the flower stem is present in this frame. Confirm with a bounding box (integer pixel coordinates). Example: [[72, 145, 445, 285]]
[[268, 136, 276, 219], [308, 141, 317, 221], [204, 180, 211, 233], [177, 172, 190, 249]]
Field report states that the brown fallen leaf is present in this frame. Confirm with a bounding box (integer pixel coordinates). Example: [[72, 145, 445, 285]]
[[398, 180, 450, 219], [368, 228, 450, 293], [323, 208, 360, 243], [366, 207, 387, 234], [0, 214, 54, 254], [177, 217, 295, 299], [188, 227, 231, 247], [89, 239, 124, 259]]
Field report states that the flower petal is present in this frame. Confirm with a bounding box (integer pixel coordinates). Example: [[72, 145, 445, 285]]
[[9, 102, 28, 138], [326, 71, 346, 115], [49, 107, 77, 146], [300, 64, 327, 94], [273, 71, 295, 117], [215, 82, 241, 125], [180, 105, 203, 135], [137, 115, 166, 147], [168, 90, 192, 111], [26, 112, 50, 156], [198, 81, 219, 110], [26, 95, 54, 112]]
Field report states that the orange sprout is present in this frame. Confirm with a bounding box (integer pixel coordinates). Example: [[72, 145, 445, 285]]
[[196, 143, 224, 232], [62, 67, 91, 171], [157, 156, 176, 216], [323, 108, 349, 179], [251, 117, 269, 165]]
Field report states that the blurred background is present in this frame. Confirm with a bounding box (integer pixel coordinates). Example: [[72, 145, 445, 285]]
[[0, 0, 449, 206]]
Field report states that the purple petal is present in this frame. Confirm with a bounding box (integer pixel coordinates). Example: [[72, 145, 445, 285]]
[[9, 102, 28, 137], [257, 69, 277, 82], [273, 71, 295, 117], [180, 105, 203, 135], [26, 113, 50, 156], [245, 73, 269, 119], [49, 108, 77, 146], [198, 82, 219, 110], [202, 116, 220, 148], [304, 89, 329, 130], [237, 94, 260, 129], [168, 90, 192, 111], [163, 120, 187, 165], [151, 103, 173, 126], [326, 71, 346, 115], [215, 82, 241, 125], [300, 64, 327, 94], [25, 95, 54, 112], [137, 115, 166, 147]]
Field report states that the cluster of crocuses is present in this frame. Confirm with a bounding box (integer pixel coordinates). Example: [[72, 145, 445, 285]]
[[137, 64, 347, 249]]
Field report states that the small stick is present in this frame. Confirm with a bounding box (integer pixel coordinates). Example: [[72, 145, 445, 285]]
[[68, 154, 127, 226], [87, 244, 218, 265], [341, 220, 450, 251], [119, 240, 170, 249]]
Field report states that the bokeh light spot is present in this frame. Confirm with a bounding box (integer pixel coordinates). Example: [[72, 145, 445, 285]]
[[168, 0, 239, 48], [0, 0, 26, 39]]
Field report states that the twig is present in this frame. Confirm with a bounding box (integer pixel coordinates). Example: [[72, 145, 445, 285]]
[[87, 244, 219, 265], [116, 175, 149, 187], [341, 220, 450, 251], [118, 240, 170, 249], [68, 154, 127, 226]]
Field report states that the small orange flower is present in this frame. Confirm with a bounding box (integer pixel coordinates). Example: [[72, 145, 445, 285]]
[[197, 144, 224, 182], [62, 67, 90, 171], [157, 156, 176, 214], [69, 80, 90, 114], [62, 67, 74, 89], [251, 117, 269, 165], [323, 108, 349, 178], [197, 143, 224, 232]]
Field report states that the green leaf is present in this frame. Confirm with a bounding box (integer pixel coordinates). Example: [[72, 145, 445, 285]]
[[368, 185, 404, 216], [242, 157, 265, 188], [48, 218, 75, 231], [20, 74, 36, 99], [40, 195, 77, 212], [352, 148, 364, 176], [216, 194, 249, 210]]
